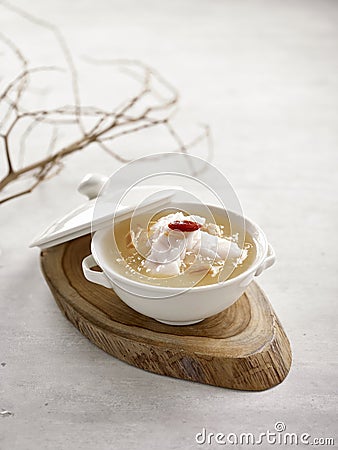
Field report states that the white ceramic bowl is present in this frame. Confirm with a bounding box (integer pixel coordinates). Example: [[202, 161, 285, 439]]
[[82, 203, 275, 326]]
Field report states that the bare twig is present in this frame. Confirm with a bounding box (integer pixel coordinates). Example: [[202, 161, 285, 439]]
[[0, 2, 212, 204]]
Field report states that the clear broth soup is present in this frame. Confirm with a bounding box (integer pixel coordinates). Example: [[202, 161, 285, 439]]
[[103, 209, 257, 288]]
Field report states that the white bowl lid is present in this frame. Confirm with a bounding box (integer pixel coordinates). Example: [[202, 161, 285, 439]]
[[30, 173, 179, 249]]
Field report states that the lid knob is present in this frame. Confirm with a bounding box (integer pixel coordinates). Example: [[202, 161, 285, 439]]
[[77, 173, 109, 200]]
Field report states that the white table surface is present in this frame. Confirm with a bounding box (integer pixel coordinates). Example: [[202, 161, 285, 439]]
[[1, 0, 337, 449]]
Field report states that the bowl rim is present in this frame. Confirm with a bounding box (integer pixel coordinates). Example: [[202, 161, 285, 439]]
[[91, 203, 269, 293]]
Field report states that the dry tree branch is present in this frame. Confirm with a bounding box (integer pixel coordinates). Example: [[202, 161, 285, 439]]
[[0, 0, 84, 132], [0, 2, 212, 205], [0, 31, 28, 126]]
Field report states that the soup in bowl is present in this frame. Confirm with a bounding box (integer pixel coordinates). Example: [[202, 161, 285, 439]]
[[82, 203, 275, 325]]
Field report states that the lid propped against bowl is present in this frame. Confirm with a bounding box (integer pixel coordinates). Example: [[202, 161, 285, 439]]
[[30, 173, 181, 249]]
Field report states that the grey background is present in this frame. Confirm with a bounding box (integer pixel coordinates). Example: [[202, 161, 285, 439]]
[[0, 0, 337, 449]]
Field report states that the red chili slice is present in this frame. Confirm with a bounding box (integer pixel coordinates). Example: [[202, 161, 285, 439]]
[[168, 220, 202, 232]]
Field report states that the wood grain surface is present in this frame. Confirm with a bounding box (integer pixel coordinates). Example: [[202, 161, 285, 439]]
[[40, 235, 292, 391]]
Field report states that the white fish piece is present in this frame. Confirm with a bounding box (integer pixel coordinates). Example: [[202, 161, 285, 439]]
[[187, 254, 212, 274], [150, 212, 184, 238], [189, 214, 206, 226], [204, 222, 222, 236], [129, 226, 151, 256], [197, 231, 245, 262], [140, 213, 247, 278], [148, 232, 185, 263], [216, 237, 244, 260], [178, 229, 201, 252], [196, 231, 219, 260], [144, 259, 181, 276]]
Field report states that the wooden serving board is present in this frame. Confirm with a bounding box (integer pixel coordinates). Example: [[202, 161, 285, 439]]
[[40, 235, 292, 391]]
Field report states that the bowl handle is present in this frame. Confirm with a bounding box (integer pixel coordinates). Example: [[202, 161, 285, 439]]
[[82, 254, 112, 288], [254, 243, 276, 276]]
